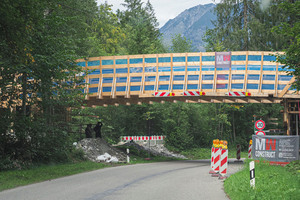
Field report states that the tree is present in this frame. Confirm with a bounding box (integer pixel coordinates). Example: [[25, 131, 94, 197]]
[[272, 1, 300, 90], [88, 2, 127, 56], [170, 34, 193, 53], [204, 0, 289, 51], [0, 0, 98, 168], [117, 0, 165, 54]]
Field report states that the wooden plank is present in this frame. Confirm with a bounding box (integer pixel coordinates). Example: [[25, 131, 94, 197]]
[[278, 77, 295, 97]]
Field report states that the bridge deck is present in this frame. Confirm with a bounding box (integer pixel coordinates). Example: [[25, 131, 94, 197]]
[[77, 51, 299, 106]]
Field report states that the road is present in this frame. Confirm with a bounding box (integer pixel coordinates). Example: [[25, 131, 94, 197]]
[[0, 160, 243, 200]]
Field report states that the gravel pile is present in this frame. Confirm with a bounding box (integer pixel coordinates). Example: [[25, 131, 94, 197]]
[[76, 138, 127, 162], [121, 141, 187, 159]]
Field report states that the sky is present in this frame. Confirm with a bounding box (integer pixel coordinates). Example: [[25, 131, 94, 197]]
[[97, 0, 220, 28]]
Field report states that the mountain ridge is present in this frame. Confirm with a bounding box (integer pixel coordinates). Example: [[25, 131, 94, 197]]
[[160, 3, 216, 52]]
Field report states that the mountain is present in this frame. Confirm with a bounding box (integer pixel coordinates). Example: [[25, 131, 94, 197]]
[[160, 3, 216, 52]]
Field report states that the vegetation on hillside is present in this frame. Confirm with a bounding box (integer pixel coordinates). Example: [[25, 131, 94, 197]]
[[0, 0, 297, 170]]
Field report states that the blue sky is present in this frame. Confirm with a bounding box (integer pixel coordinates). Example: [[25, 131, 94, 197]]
[[97, 0, 220, 27]]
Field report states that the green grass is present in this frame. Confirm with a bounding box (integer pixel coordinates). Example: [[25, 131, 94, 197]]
[[0, 161, 112, 191], [224, 160, 300, 200], [180, 147, 248, 160]]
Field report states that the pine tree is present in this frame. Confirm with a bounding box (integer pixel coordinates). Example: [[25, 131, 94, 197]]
[[118, 0, 164, 54]]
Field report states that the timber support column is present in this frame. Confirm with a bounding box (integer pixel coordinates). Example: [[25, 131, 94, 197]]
[[283, 99, 290, 135]]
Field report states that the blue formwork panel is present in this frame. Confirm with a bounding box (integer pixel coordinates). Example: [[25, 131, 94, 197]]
[[263, 75, 275, 80], [248, 55, 261, 61], [232, 74, 244, 80], [247, 84, 259, 89], [173, 75, 185, 81], [262, 84, 275, 90], [116, 77, 127, 83], [188, 75, 199, 81], [231, 83, 244, 89], [129, 58, 143, 64], [232, 55, 246, 61], [145, 85, 155, 91], [116, 59, 127, 65], [173, 84, 184, 90], [173, 57, 185, 62], [102, 60, 114, 65], [88, 60, 100, 66], [116, 68, 128, 73], [187, 84, 198, 89]]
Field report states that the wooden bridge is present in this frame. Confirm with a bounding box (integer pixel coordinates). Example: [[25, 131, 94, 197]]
[[77, 51, 298, 107]]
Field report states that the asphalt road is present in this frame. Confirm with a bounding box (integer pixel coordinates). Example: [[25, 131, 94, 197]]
[[0, 160, 244, 200]]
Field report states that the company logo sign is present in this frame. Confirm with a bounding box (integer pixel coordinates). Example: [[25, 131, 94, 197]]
[[252, 135, 299, 163], [215, 52, 231, 68]]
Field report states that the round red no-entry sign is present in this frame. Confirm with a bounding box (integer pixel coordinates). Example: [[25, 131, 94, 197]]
[[255, 120, 265, 130]]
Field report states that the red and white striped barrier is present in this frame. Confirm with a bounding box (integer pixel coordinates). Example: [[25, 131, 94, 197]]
[[153, 92, 175, 97], [226, 92, 251, 97], [219, 148, 228, 179], [209, 145, 216, 174], [248, 140, 252, 159], [183, 91, 206, 96], [236, 144, 241, 161], [212, 146, 221, 174], [121, 135, 166, 142]]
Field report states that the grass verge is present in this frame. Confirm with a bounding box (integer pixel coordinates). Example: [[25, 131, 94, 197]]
[[180, 148, 248, 160], [224, 160, 300, 200], [0, 161, 112, 192]]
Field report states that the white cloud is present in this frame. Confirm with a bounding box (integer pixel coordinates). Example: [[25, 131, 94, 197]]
[[97, 0, 220, 27]]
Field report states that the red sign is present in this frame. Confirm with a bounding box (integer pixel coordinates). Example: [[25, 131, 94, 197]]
[[256, 131, 266, 136], [255, 120, 265, 130]]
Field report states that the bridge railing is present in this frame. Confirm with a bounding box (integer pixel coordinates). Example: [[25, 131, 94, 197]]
[[76, 51, 298, 100]]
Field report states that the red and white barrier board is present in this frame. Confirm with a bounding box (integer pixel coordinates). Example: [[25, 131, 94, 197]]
[[226, 92, 251, 97], [183, 91, 206, 96], [219, 149, 228, 179], [153, 92, 175, 97], [209, 146, 215, 174], [121, 135, 166, 142]]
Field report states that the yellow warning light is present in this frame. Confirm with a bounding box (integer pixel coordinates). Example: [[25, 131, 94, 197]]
[[246, 92, 251, 96], [250, 140, 252, 145]]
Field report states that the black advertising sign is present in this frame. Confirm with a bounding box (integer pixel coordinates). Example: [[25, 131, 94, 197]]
[[252, 135, 299, 163]]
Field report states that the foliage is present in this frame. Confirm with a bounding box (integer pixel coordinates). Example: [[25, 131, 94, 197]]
[[117, 0, 165, 54], [204, 0, 289, 51], [72, 102, 283, 151], [272, 1, 300, 90], [170, 34, 193, 53], [0, 0, 95, 169], [224, 159, 300, 200]]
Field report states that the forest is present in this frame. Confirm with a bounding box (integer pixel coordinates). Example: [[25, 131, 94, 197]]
[[0, 0, 299, 170]]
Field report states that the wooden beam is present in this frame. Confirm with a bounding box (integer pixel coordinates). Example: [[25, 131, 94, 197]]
[[223, 99, 234, 103], [198, 99, 209, 103], [260, 99, 273, 103], [248, 99, 260, 103], [235, 99, 247, 103], [211, 99, 222, 103], [278, 77, 295, 97]]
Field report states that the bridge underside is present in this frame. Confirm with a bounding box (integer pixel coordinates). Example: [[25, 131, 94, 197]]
[[85, 96, 285, 107]]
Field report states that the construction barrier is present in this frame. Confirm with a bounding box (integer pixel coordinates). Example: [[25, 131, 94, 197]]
[[219, 141, 228, 179], [211, 140, 221, 176], [248, 140, 252, 159], [121, 135, 166, 142], [209, 139, 218, 174], [183, 91, 205, 96], [153, 92, 175, 97], [225, 92, 251, 97]]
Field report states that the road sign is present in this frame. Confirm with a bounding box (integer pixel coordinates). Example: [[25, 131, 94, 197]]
[[256, 131, 266, 136], [255, 120, 265, 130]]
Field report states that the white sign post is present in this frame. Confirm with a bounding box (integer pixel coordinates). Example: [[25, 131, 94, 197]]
[[126, 148, 130, 163], [250, 161, 255, 188]]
